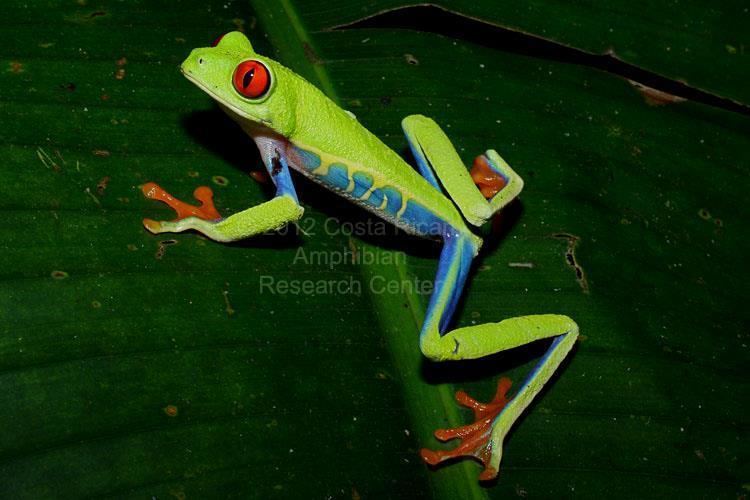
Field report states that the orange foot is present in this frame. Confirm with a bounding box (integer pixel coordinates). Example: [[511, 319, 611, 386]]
[[420, 377, 513, 481], [471, 155, 507, 199], [141, 182, 222, 233]]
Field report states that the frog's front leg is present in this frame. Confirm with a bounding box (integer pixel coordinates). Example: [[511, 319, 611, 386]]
[[418, 234, 579, 480], [141, 142, 303, 242]]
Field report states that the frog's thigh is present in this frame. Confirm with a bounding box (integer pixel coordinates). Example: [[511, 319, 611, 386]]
[[401, 115, 523, 227]]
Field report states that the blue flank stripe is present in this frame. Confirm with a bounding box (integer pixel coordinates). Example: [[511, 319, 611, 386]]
[[291, 145, 321, 171], [351, 172, 374, 198], [400, 200, 446, 236], [365, 188, 384, 209], [320, 163, 349, 191], [381, 186, 403, 216]]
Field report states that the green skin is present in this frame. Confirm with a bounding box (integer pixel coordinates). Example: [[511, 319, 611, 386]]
[[143, 32, 579, 481]]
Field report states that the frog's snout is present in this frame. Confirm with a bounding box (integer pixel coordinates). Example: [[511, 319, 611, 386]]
[[181, 48, 208, 76]]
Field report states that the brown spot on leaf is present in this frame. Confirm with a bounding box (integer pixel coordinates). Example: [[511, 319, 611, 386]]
[[404, 53, 419, 65], [212, 175, 229, 186], [163, 405, 179, 417], [9, 61, 24, 74], [51, 270, 69, 280], [113, 57, 127, 80], [96, 176, 110, 195], [155, 239, 178, 260], [629, 80, 686, 106], [302, 42, 322, 64], [552, 233, 589, 294]]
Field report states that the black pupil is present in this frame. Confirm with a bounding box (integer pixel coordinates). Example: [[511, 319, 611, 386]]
[[243, 68, 255, 89]]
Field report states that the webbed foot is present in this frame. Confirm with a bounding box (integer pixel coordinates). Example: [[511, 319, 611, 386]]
[[141, 182, 222, 234], [420, 377, 513, 481]]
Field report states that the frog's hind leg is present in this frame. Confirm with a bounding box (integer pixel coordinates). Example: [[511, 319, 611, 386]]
[[141, 145, 304, 243], [402, 115, 523, 228], [418, 232, 578, 480]]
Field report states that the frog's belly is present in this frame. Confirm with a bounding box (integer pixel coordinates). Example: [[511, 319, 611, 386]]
[[285, 143, 449, 239]]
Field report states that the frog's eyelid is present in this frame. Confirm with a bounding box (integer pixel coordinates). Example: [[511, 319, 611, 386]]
[[211, 33, 226, 47]]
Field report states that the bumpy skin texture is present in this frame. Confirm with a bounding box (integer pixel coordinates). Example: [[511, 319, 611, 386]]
[[183, 33, 470, 242], [142, 32, 579, 482]]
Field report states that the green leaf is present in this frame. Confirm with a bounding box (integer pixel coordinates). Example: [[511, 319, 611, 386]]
[[1, 1, 747, 498], [296, 0, 750, 105]]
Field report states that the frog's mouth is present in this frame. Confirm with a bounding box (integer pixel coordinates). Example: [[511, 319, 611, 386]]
[[181, 67, 273, 128]]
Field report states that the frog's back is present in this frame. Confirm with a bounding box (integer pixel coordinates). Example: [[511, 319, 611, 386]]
[[285, 75, 467, 239]]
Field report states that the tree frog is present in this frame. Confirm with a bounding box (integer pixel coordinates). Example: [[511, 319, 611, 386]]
[[141, 32, 579, 481]]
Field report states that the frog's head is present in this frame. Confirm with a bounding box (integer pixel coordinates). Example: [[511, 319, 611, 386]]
[[181, 32, 297, 136]]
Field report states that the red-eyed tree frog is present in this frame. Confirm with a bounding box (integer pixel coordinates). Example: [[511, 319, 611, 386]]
[[141, 32, 579, 481]]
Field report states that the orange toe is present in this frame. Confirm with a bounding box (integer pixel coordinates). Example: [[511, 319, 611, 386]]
[[141, 218, 162, 233], [141, 182, 222, 221], [471, 155, 507, 199], [420, 377, 513, 481]]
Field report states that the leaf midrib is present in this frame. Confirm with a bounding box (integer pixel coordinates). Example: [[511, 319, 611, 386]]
[[250, 2, 487, 498]]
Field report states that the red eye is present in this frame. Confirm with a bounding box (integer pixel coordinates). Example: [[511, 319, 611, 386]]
[[211, 33, 226, 47], [233, 60, 271, 99]]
